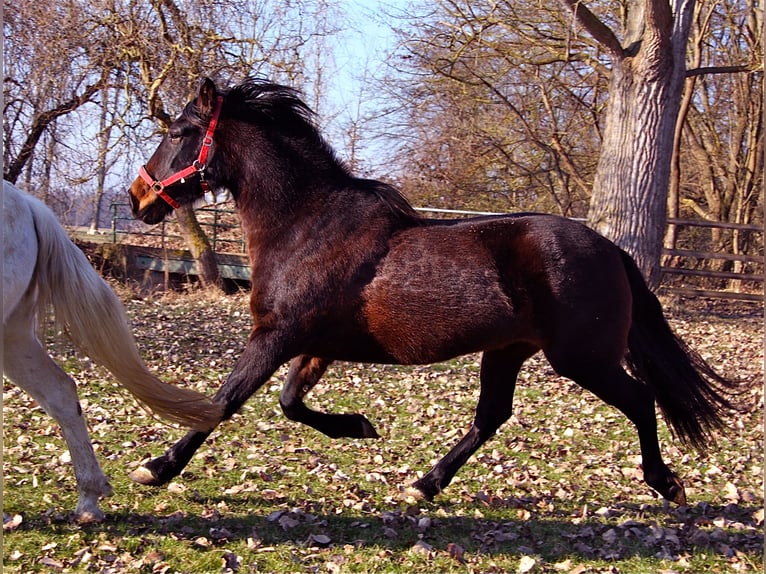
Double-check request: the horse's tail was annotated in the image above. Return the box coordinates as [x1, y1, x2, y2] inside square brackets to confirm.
[29, 199, 223, 431]
[620, 250, 737, 451]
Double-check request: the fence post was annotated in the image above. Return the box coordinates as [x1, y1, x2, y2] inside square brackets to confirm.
[111, 203, 118, 243]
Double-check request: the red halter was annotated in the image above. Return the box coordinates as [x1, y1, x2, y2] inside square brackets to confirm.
[138, 96, 224, 210]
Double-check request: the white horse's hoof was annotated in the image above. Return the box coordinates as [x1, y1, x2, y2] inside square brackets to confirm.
[74, 508, 106, 524]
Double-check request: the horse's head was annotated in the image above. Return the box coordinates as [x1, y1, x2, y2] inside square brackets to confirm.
[129, 78, 223, 224]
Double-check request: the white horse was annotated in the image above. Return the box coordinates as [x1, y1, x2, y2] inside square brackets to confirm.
[2, 181, 223, 522]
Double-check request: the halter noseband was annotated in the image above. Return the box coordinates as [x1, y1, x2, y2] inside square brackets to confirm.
[139, 95, 224, 210]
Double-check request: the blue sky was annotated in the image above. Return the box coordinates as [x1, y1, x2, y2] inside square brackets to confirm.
[320, 0, 414, 172]
[333, 0, 407, 91]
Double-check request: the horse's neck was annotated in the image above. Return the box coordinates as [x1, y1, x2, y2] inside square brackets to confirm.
[236, 182, 403, 259]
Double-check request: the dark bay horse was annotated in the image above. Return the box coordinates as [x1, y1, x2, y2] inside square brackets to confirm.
[128, 78, 735, 506]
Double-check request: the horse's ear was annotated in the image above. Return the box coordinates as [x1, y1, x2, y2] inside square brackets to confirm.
[196, 78, 217, 117]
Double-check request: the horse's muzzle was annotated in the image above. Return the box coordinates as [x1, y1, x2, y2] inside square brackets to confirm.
[128, 178, 168, 224]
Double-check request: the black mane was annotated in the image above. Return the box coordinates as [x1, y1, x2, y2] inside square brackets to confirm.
[226, 80, 319, 137]
[210, 78, 420, 220]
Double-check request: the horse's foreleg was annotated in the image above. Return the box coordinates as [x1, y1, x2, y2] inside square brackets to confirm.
[130, 332, 288, 487]
[4, 330, 112, 523]
[279, 355, 379, 438]
[410, 344, 536, 501]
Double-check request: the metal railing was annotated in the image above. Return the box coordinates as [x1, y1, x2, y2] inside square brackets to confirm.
[110, 202, 246, 253]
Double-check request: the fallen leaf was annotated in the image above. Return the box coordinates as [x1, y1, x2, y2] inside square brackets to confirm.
[278, 514, 300, 530]
[410, 540, 433, 556]
[3, 514, 22, 531]
[310, 534, 332, 547]
[221, 551, 240, 572]
[723, 482, 740, 502]
[167, 482, 186, 493]
[39, 556, 64, 570]
[518, 555, 537, 573]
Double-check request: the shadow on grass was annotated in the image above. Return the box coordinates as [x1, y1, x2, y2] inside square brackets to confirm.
[14, 494, 764, 564]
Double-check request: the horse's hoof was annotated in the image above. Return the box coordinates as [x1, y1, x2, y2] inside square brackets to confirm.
[400, 485, 427, 503]
[357, 416, 380, 439]
[407, 478, 439, 502]
[666, 477, 687, 506]
[652, 472, 687, 506]
[74, 508, 106, 524]
[129, 465, 162, 486]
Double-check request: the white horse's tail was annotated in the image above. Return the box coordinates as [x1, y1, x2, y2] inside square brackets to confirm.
[29, 201, 223, 431]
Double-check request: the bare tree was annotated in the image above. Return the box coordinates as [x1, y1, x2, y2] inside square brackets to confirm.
[90, 79, 124, 234]
[385, 0, 761, 288]
[4, 0, 343, 291]
[3, 2, 117, 190]
[560, 0, 762, 287]
[381, 0, 605, 215]
[666, 0, 763, 256]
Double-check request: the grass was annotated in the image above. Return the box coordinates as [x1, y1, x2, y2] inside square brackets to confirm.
[3, 291, 763, 573]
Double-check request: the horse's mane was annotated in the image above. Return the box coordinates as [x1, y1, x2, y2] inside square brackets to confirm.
[224, 79, 318, 136]
[214, 78, 421, 221]
[357, 179, 422, 221]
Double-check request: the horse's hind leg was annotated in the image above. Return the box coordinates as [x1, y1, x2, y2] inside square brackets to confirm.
[554, 361, 686, 505]
[411, 343, 537, 501]
[279, 355, 379, 438]
[4, 318, 112, 522]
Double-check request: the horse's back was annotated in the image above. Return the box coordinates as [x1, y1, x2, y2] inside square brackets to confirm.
[3, 181, 39, 324]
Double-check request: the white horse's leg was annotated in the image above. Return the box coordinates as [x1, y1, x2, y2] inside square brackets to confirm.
[3, 305, 113, 523]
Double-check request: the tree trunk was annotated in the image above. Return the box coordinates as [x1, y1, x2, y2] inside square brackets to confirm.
[91, 89, 111, 234]
[175, 204, 225, 291]
[584, 0, 695, 289]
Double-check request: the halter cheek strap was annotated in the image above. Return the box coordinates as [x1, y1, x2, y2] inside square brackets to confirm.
[139, 95, 224, 210]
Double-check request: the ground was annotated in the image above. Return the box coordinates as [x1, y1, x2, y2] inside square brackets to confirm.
[3, 289, 763, 573]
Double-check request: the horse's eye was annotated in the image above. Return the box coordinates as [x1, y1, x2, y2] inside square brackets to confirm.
[168, 132, 182, 143]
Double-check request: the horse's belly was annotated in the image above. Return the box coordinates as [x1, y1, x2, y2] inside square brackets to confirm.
[361, 253, 525, 364]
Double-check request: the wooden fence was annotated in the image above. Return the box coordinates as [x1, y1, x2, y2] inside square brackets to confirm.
[660, 218, 763, 302]
[103, 203, 763, 303]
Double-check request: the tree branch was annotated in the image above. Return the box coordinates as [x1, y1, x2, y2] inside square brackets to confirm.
[4, 78, 105, 184]
[557, 0, 624, 58]
[686, 64, 762, 77]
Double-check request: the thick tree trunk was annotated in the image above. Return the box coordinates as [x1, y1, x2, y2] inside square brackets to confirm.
[585, 0, 695, 289]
